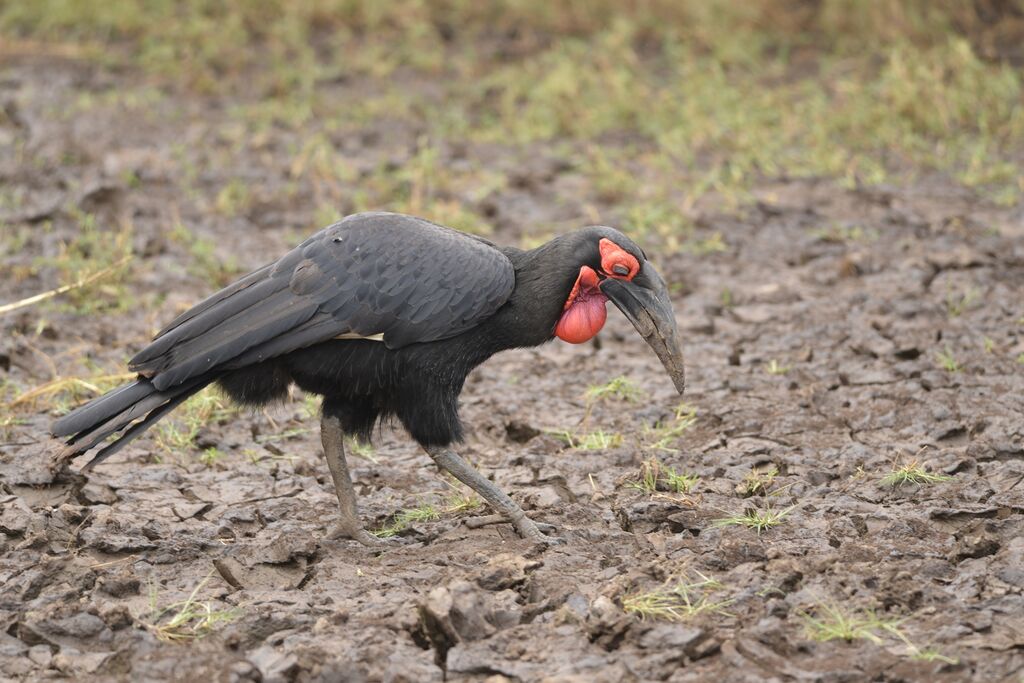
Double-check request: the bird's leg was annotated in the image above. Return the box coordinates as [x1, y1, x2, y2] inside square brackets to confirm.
[320, 414, 385, 547]
[424, 446, 562, 544]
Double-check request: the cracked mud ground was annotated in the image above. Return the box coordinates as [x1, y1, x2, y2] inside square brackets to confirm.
[2, 58, 1024, 683]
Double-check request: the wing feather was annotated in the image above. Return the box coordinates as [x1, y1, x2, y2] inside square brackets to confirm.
[130, 212, 514, 390]
[133, 277, 284, 366]
[153, 264, 273, 338]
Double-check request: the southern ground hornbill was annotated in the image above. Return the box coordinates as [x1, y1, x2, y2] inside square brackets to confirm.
[51, 212, 685, 545]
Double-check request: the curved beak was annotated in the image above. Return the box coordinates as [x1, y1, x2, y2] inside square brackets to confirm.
[600, 264, 686, 394]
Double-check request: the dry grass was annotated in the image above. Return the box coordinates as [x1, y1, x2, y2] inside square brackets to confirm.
[627, 457, 699, 495]
[738, 465, 779, 497]
[712, 503, 796, 535]
[374, 488, 482, 538]
[623, 572, 733, 622]
[799, 602, 958, 663]
[144, 573, 238, 642]
[549, 429, 624, 451]
[881, 460, 953, 487]
[7, 372, 136, 414]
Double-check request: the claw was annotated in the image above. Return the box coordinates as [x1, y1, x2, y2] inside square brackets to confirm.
[534, 521, 559, 535]
[515, 517, 564, 546]
[528, 531, 566, 546]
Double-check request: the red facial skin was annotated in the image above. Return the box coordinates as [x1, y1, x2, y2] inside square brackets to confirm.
[555, 239, 640, 344]
[555, 266, 607, 344]
[598, 238, 640, 280]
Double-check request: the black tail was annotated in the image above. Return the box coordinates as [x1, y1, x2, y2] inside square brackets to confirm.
[51, 375, 213, 470]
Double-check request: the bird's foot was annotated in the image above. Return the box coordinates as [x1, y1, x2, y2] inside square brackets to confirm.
[326, 522, 389, 548]
[464, 514, 556, 534]
[518, 519, 565, 546]
[465, 513, 563, 545]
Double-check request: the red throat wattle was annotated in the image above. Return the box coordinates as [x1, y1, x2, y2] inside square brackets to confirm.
[555, 266, 608, 343]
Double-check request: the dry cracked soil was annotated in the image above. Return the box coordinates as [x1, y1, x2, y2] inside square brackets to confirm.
[2, 57, 1024, 683]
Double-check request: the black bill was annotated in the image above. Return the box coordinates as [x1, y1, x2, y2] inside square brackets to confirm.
[600, 264, 686, 394]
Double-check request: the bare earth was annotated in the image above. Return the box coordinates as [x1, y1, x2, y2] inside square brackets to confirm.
[2, 57, 1023, 682]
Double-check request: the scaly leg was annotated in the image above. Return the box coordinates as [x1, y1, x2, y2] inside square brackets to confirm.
[321, 414, 385, 547]
[424, 445, 562, 545]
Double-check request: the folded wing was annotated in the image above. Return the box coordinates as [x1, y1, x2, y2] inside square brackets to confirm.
[129, 212, 515, 391]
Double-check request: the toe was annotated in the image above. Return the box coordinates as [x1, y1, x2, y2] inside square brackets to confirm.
[531, 532, 566, 546]
[327, 523, 390, 548]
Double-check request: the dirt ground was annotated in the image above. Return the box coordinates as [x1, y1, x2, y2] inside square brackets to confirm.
[2, 55, 1024, 683]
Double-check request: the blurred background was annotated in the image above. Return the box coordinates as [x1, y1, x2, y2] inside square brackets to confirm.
[1, 0, 1022, 401]
[2, 0, 1021, 249]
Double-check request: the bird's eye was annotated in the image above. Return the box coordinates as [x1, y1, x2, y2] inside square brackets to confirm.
[612, 264, 630, 276]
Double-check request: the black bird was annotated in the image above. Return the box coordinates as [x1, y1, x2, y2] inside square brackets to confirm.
[51, 212, 685, 545]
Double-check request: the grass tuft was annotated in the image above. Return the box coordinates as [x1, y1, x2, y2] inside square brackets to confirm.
[712, 502, 795, 535]
[643, 403, 698, 453]
[585, 376, 642, 404]
[32, 214, 134, 314]
[169, 220, 242, 288]
[945, 287, 979, 318]
[800, 603, 902, 644]
[881, 460, 952, 487]
[935, 347, 961, 372]
[199, 447, 225, 468]
[374, 488, 482, 538]
[155, 387, 236, 453]
[549, 429, 623, 451]
[738, 465, 779, 497]
[1, 3, 1018, 210]
[345, 437, 378, 463]
[144, 573, 238, 642]
[798, 602, 958, 663]
[623, 572, 732, 622]
[627, 457, 699, 495]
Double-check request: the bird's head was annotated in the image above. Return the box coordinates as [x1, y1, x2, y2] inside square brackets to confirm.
[554, 227, 686, 394]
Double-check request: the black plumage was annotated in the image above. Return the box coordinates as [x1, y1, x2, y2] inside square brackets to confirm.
[52, 211, 686, 545]
[131, 212, 514, 389]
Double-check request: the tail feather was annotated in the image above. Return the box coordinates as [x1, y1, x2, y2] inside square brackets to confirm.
[82, 388, 197, 471]
[51, 376, 212, 468]
[52, 380, 154, 438]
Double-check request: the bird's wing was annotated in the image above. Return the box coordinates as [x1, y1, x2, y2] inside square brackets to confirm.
[130, 213, 514, 391]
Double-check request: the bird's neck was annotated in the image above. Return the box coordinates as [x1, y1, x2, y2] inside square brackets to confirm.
[477, 240, 586, 350]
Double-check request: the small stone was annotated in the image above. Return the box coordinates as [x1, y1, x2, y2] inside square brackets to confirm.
[731, 304, 776, 324]
[951, 532, 1000, 562]
[27, 644, 52, 667]
[248, 524, 317, 564]
[505, 420, 540, 443]
[53, 648, 111, 675]
[637, 623, 707, 653]
[475, 553, 541, 591]
[447, 581, 497, 641]
[80, 482, 118, 505]
[48, 612, 105, 639]
[98, 573, 141, 598]
[173, 502, 211, 520]
[528, 485, 562, 509]
[247, 646, 299, 683]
